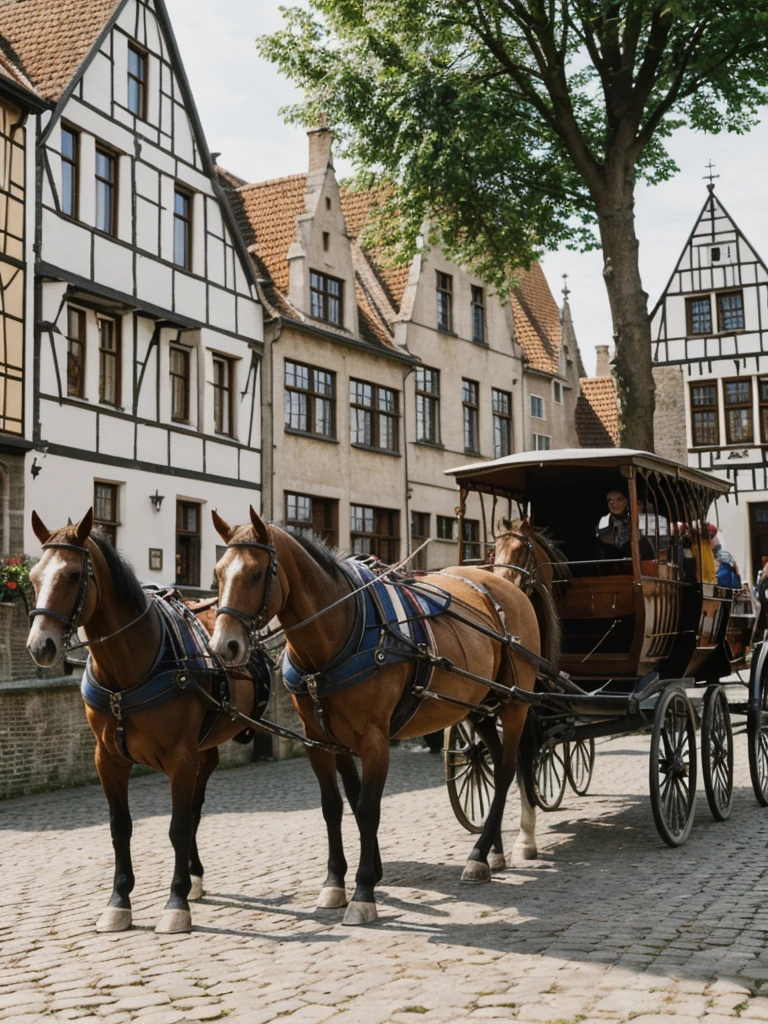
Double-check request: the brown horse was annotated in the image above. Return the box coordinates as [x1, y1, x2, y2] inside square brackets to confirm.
[26, 509, 268, 934]
[209, 507, 542, 925]
[493, 517, 568, 595]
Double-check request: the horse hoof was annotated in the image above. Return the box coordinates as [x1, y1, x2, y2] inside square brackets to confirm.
[316, 887, 348, 909]
[488, 852, 507, 872]
[95, 907, 132, 932]
[514, 843, 539, 861]
[342, 901, 377, 926]
[155, 909, 192, 934]
[189, 876, 204, 901]
[461, 860, 491, 883]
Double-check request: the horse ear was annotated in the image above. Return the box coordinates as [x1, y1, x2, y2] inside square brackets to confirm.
[31, 510, 50, 544]
[211, 509, 234, 543]
[500, 517, 511, 530]
[75, 508, 94, 545]
[249, 506, 271, 546]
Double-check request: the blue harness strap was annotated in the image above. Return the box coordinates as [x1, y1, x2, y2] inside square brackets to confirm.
[282, 559, 451, 700]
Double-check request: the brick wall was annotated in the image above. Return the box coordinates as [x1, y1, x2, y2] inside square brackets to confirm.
[653, 365, 687, 464]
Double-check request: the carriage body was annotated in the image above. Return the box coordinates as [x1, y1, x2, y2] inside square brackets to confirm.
[444, 449, 768, 845]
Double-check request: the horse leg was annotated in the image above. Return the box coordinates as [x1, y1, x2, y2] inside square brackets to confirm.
[307, 748, 349, 909]
[470, 715, 506, 871]
[94, 744, 134, 932]
[343, 734, 389, 926]
[337, 753, 383, 884]
[461, 705, 525, 883]
[188, 747, 219, 901]
[513, 714, 538, 861]
[155, 758, 197, 934]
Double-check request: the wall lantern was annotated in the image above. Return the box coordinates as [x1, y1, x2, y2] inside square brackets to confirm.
[149, 490, 165, 511]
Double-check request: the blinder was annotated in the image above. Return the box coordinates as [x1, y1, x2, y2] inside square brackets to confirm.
[215, 539, 279, 658]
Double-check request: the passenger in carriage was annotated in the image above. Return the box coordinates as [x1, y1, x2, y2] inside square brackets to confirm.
[595, 490, 631, 558]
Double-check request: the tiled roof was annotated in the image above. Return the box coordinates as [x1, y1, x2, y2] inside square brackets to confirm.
[0, 0, 120, 102]
[230, 174, 306, 295]
[339, 185, 411, 312]
[576, 377, 620, 447]
[510, 263, 562, 375]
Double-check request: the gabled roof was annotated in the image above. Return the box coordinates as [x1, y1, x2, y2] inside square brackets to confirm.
[510, 263, 562, 376]
[576, 377, 620, 448]
[0, 0, 120, 102]
[339, 185, 412, 313]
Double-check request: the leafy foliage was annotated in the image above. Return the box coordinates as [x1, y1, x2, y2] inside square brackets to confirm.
[0, 555, 31, 603]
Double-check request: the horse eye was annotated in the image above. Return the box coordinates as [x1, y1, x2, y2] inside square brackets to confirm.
[70, 571, 81, 582]
[253, 570, 263, 583]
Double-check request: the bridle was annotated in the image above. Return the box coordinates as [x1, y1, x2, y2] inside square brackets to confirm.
[494, 527, 539, 577]
[215, 540, 279, 657]
[28, 542, 97, 652]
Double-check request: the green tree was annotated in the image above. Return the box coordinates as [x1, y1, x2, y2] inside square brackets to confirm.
[259, 1, 768, 449]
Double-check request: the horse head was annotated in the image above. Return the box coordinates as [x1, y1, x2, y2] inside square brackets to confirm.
[493, 517, 535, 582]
[27, 508, 97, 666]
[210, 506, 281, 667]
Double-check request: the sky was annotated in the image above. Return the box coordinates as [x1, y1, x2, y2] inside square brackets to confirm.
[165, 0, 768, 377]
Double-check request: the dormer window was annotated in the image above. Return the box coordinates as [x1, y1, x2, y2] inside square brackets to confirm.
[310, 270, 343, 326]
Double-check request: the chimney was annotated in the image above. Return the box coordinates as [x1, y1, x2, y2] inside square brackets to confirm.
[307, 125, 334, 173]
[595, 344, 611, 377]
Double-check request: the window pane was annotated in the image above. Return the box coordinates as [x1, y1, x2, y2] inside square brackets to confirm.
[174, 216, 187, 267]
[726, 408, 753, 444]
[127, 78, 141, 115]
[693, 411, 718, 446]
[724, 380, 750, 405]
[351, 407, 372, 445]
[689, 297, 712, 334]
[691, 385, 716, 407]
[720, 292, 745, 331]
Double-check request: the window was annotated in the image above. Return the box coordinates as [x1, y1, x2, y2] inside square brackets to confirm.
[350, 505, 399, 563]
[212, 355, 233, 436]
[492, 388, 512, 458]
[176, 501, 201, 587]
[724, 377, 753, 445]
[436, 271, 453, 332]
[309, 271, 343, 326]
[173, 188, 192, 269]
[471, 285, 485, 343]
[350, 380, 398, 451]
[717, 290, 745, 332]
[61, 126, 78, 218]
[322, 231, 329, 252]
[686, 295, 712, 335]
[690, 383, 719, 447]
[93, 482, 119, 546]
[98, 317, 120, 406]
[553, 381, 564, 404]
[66, 306, 86, 398]
[530, 394, 545, 419]
[95, 147, 117, 235]
[285, 492, 338, 546]
[462, 519, 481, 561]
[410, 512, 430, 571]
[284, 360, 335, 438]
[127, 44, 147, 119]
[415, 366, 440, 444]
[170, 346, 190, 422]
[436, 515, 457, 541]
[759, 380, 768, 443]
[462, 378, 479, 453]
[533, 433, 551, 450]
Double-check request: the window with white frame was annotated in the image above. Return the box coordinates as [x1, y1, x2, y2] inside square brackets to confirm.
[530, 394, 545, 419]
[553, 381, 564, 404]
[533, 433, 551, 451]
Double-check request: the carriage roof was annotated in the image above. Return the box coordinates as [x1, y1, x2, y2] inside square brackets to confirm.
[446, 448, 732, 501]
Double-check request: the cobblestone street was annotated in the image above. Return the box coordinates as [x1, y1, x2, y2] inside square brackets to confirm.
[3, 731, 768, 1024]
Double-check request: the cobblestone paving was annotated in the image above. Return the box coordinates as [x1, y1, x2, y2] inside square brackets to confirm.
[3, 730, 768, 1024]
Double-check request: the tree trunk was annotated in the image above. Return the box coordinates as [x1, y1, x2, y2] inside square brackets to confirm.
[594, 178, 655, 452]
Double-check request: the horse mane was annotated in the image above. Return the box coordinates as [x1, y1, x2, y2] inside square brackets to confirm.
[90, 532, 148, 616]
[286, 530, 342, 580]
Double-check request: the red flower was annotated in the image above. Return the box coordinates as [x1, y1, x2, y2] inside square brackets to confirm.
[6, 581, 17, 589]
[8, 558, 19, 566]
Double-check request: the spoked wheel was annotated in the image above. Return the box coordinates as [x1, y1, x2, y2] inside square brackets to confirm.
[444, 720, 496, 833]
[701, 684, 734, 821]
[531, 741, 567, 811]
[565, 738, 596, 796]
[748, 640, 768, 806]
[649, 686, 697, 847]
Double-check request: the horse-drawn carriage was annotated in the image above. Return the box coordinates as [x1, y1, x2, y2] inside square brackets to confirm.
[443, 448, 766, 846]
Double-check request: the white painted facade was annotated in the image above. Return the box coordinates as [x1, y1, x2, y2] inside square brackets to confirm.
[25, 0, 263, 589]
[651, 184, 768, 583]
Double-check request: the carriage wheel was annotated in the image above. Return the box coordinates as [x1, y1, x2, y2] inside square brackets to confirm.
[444, 720, 496, 833]
[531, 741, 567, 811]
[701, 684, 734, 822]
[748, 641, 768, 806]
[649, 686, 697, 847]
[565, 738, 596, 796]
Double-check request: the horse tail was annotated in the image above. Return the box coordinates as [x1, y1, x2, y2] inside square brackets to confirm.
[527, 578, 562, 669]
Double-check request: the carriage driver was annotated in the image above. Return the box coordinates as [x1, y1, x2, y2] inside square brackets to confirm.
[596, 489, 631, 558]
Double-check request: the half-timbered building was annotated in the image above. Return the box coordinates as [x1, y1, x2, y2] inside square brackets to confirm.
[652, 182, 768, 581]
[0, 0, 265, 589]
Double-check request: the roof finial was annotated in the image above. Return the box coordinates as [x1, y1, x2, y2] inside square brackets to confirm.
[704, 159, 719, 190]
[562, 272, 570, 299]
